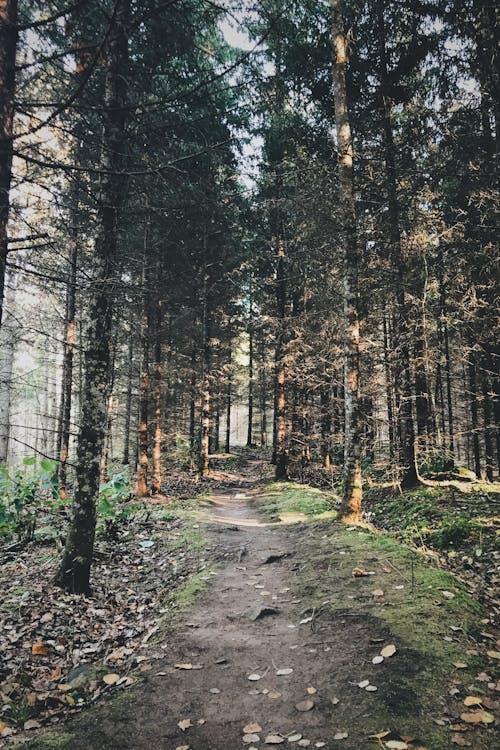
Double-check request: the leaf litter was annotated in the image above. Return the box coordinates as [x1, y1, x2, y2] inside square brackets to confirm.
[0, 504, 208, 738]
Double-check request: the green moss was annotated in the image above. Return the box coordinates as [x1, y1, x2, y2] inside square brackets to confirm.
[288, 521, 493, 747]
[157, 569, 211, 634]
[259, 481, 338, 520]
[168, 524, 205, 551]
[11, 731, 73, 750]
[160, 496, 201, 522]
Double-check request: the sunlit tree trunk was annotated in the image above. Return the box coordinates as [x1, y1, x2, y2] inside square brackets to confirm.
[0, 0, 17, 327]
[331, 0, 362, 522]
[200, 314, 211, 477]
[0, 269, 17, 463]
[200, 241, 211, 477]
[58, 236, 77, 497]
[275, 237, 288, 479]
[55, 0, 130, 594]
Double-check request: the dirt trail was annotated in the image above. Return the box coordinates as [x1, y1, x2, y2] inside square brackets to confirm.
[23, 462, 497, 749]
[57, 466, 360, 749]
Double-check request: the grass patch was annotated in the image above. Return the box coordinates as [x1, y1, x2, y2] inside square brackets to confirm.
[158, 569, 211, 632]
[259, 481, 338, 521]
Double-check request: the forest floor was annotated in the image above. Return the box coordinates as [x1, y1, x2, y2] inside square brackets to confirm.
[1, 457, 499, 750]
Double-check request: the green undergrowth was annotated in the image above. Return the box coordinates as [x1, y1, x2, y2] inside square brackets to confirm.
[365, 484, 500, 553]
[258, 481, 338, 521]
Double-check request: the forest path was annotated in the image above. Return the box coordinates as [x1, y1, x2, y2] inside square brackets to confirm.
[27, 460, 497, 750]
[57, 462, 365, 749]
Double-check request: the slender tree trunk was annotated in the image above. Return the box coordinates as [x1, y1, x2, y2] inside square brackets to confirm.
[331, 0, 363, 521]
[58, 237, 77, 496]
[320, 383, 332, 470]
[0, 0, 17, 327]
[275, 238, 288, 479]
[123, 332, 133, 464]
[468, 351, 481, 478]
[225, 344, 231, 454]
[200, 242, 211, 477]
[189, 344, 196, 455]
[482, 361, 494, 481]
[0, 270, 17, 463]
[247, 314, 254, 447]
[383, 314, 395, 459]
[55, 0, 130, 594]
[440, 280, 455, 459]
[200, 320, 211, 476]
[137, 219, 151, 497]
[258, 334, 267, 447]
[377, 3, 418, 488]
[151, 308, 162, 494]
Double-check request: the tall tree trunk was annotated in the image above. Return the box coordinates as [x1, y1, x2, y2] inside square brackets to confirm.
[58, 237, 77, 497]
[331, 0, 363, 521]
[320, 383, 332, 470]
[225, 343, 231, 454]
[189, 344, 196, 457]
[275, 238, 288, 479]
[200, 243, 211, 477]
[137, 219, 151, 496]
[54, 0, 130, 594]
[0, 269, 17, 463]
[258, 334, 267, 447]
[247, 314, 254, 447]
[200, 317, 211, 476]
[0, 0, 17, 327]
[383, 314, 396, 459]
[468, 351, 481, 478]
[151, 272, 163, 494]
[123, 332, 134, 465]
[440, 279, 455, 460]
[482, 360, 494, 481]
[377, 2, 418, 488]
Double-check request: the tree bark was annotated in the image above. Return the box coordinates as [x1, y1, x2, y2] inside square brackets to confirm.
[151, 269, 163, 494]
[468, 351, 481, 478]
[0, 269, 18, 463]
[258, 333, 267, 447]
[275, 238, 288, 479]
[54, 0, 130, 594]
[331, 0, 363, 521]
[122, 332, 134, 465]
[247, 311, 254, 447]
[137, 219, 151, 497]
[377, 2, 418, 488]
[0, 0, 17, 327]
[225, 343, 231, 454]
[58, 235, 77, 497]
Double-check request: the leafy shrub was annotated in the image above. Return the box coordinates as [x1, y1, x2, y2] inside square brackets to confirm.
[0, 457, 61, 541]
[97, 469, 140, 537]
